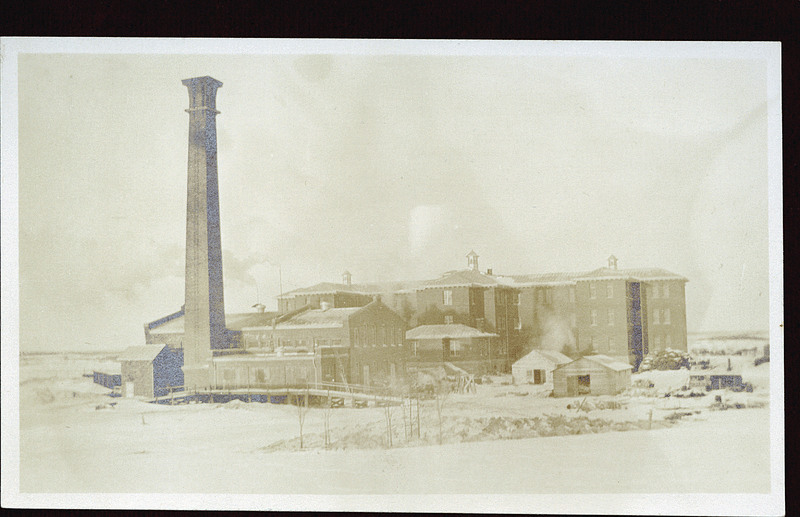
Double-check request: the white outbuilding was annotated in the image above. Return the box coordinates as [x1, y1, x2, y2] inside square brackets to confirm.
[512, 349, 572, 385]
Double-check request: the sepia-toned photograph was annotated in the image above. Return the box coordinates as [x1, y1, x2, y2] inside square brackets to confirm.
[0, 39, 784, 514]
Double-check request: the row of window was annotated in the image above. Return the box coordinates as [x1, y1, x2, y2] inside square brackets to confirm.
[588, 308, 672, 326]
[590, 308, 616, 326]
[588, 335, 618, 353]
[648, 283, 671, 299]
[221, 365, 312, 384]
[443, 289, 520, 306]
[353, 325, 405, 347]
[410, 340, 499, 358]
[589, 283, 614, 299]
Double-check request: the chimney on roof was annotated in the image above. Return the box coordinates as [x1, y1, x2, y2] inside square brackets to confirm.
[487, 268, 493, 275]
[608, 255, 618, 270]
[342, 270, 352, 286]
[467, 250, 479, 272]
[252, 303, 266, 313]
[320, 301, 331, 311]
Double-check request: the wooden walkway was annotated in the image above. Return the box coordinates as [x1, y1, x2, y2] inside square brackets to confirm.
[151, 382, 405, 408]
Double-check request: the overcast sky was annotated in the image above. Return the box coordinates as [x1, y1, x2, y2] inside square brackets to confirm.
[15, 45, 775, 351]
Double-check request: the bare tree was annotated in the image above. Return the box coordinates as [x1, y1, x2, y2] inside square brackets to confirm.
[295, 390, 309, 449]
[432, 380, 452, 445]
[322, 392, 333, 448]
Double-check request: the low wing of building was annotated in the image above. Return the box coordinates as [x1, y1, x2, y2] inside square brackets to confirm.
[405, 323, 501, 375]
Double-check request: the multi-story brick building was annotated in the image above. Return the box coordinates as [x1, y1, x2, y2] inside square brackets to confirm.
[278, 252, 688, 371]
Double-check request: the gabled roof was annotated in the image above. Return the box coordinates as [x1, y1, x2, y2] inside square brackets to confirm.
[277, 280, 427, 298]
[147, 311, 281, 333]
[406, 324, 498, 340]
[227, 311, 282, 330]
[422, 269, 500, 288]
[510, 271, 590, 286]
[272, 307, 362, 330]
[118, 344, 166, 362]
[277, 282, 369, 298]
[578, 267, 688, 282]
[514, 349, 572, 367]
[583, 354, 633, 371]
[273, 264, 687, 297]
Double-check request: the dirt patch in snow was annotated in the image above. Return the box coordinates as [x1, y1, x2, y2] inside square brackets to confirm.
[262, 413, 669, 452]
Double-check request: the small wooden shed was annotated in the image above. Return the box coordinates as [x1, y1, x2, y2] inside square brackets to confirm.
[119, 344, 183, 398]
[552, 354, 632, 397]
[512, 350, 572, 385]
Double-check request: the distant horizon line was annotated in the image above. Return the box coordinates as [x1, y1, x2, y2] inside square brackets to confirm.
[19, 328, 772, 355]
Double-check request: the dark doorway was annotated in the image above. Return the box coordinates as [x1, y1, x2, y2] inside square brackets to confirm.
[577, 374, 591, 394]
[566, 375, 590, 396]
[534, 369, 544, 384]
[442, 338, 451, 361]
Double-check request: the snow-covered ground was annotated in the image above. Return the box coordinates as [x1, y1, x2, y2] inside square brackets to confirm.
[15, 340, 775, 498]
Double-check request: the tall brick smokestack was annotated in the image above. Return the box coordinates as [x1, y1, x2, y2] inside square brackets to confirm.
[181, 76, 226, 389]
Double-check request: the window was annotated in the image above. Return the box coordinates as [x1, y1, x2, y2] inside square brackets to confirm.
[652, 309, 660, 324]
[545, 289, 552, 304]
[655, 335, 663, 349]
[666, 334, 672, 347]
[443, 290, 453, 306]
[444, 315, 454, 325]
[570, 313, 577, 328]
[607, 284, 614, 298]
[653, 284, 660, 298]
[607, 308, 615, 326]
[664, 308, 671, 325]
[608, 337, 615, 351]
[663, 283, 670, 298]
[516, 292, 522, 305]
[537, 289, 544, 303]
[589, 284, 597, 299]
[449, 340, 462, 357]
[590, 335, 595, 350]
[591, 309, 598, 326]
[569, 287, 576, 303]
[515, 317, 522, 330]
[412, 341, 418, 357]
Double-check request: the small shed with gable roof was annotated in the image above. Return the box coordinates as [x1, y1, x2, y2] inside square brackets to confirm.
[119, 344, 183, 398]
[552, 354, 632, 397]
[512, 349, 572, 385]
